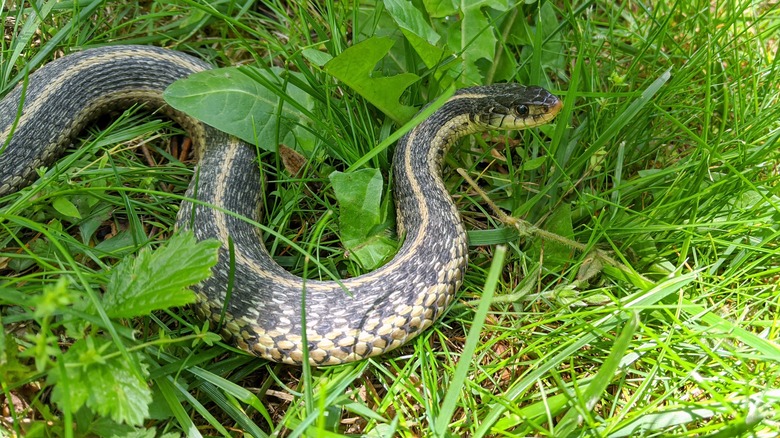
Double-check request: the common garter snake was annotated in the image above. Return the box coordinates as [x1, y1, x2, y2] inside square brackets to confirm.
[0, 45, 562, 365]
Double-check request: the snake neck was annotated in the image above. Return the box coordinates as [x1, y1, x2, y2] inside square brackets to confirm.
[392, 105, 476, 248]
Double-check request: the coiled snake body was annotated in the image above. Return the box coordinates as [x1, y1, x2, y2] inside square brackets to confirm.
[0, 46, 562, 365]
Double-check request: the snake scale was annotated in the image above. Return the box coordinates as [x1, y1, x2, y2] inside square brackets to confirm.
[0, 45, 562, 365]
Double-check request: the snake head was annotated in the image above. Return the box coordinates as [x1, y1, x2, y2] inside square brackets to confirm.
[458, 83, 563, 131]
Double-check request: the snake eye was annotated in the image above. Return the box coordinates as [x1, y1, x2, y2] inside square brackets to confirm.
[516, 105, 529, 117]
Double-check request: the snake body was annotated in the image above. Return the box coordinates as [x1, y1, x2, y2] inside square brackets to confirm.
[0, 46, 562, 365]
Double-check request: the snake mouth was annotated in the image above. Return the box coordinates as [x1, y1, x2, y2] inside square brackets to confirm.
[535, 97, 564, 125]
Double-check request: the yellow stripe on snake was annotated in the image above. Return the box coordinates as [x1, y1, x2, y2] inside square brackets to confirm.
[0, 46, 562, 365]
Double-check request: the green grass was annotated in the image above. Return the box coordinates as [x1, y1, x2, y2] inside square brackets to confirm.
[2, 0, 780, 436]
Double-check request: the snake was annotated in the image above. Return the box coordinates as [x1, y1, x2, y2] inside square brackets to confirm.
[0, 45, 562, 365]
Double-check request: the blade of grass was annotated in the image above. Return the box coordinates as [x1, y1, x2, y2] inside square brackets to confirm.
[434, 245, 507, 434]
[185, 366, 273, 427]
[155, 376, 208, 438]
[568, 68, 672, 175]
[474, 271, 698, 436]
[3, 0, 104, 92]
[345, 85, 455, 172]
[555, 312, 640, 435]
[196, 381, 270, 438]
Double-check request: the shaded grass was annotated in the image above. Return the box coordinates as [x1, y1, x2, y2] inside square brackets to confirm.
[1, 0, 780, 436]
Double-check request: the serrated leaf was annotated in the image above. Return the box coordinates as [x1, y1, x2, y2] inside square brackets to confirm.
[1, 332, 32, 386]
[102, 232, 220, 318]
[52, 196, 81, 219]
[329, 169, 397, 269]
[164, 67, 315, 152]
[323, 37, 418, 123]
[49, 338, 151, 426]
[81, 417, 137, 437]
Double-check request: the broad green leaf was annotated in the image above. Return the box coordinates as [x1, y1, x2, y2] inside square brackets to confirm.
[423, 0, 458, 17]
[345, 233, 398, 269]
[329, 169, 397, 269]
[79, 202, 113, 244]
[528, 203, 574, 268]
[52, 196, 81, 219]
[419, 0, 518, 84]
[384, 0, 440, 45]
[496, 2, 566, 84]
[323, 37, 419, 123]
[521, 156, 547, 171]
[164, 67, 315, 152]
[446, 1, 508, 83]
[301, 48, 332, 67]
[382, 0, 452, 71]
[102, 232, 220, 318]
[402, 30, 453, 71]
[94, 227, 146, 257]
[49, 338, 151, 426]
